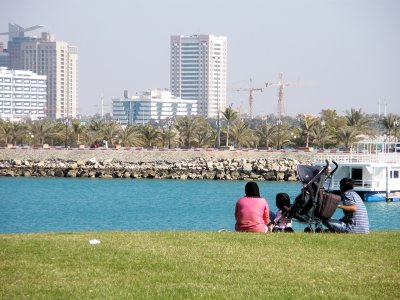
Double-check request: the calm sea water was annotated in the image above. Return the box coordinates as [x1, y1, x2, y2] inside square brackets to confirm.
[1, 177, 399, 233]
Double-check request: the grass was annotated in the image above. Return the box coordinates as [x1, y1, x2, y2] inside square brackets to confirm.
[1, 231, 399, 299]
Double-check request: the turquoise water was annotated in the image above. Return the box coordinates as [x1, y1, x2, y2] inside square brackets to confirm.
[1, 177, 399, 233]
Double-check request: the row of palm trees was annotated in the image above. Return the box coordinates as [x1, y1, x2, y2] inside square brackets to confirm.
[0, 108, 398, 150]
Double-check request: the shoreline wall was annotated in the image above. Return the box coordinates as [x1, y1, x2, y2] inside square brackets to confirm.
[0, 149, 318, 181]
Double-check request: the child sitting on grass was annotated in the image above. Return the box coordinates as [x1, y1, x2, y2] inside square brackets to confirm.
[272, 193, 294, 232]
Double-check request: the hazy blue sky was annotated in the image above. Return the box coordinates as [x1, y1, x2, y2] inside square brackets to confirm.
[1, 0, 399, 117]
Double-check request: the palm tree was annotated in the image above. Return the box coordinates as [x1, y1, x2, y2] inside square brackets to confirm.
[102, 121, 121, 146]
[193, 117, 214, 147]
[335, 126, 363, 150]
[174, 116, 199, 148]
[255, 122, 276, 148]
[230, 119, 253, 148]
[0, 120, 14, 144]
[118, 125, 139, 147]
[71, 119, 86, 145]
[221, 105, 238, 147]
[28, 120, 57, 145]
[299, 114, 318, 148]
[381, 114, 397, 143]
[310, 123, 334, 149]
[88, 119, 105, 143]
[160, 127, 177, 148]
[346, 108, 370, 131]
[139, 124, 160, 147]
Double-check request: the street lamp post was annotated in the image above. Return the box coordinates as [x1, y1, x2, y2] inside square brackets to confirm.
[394, 120, 399, 144]
[276, 119, 282, 150]
[65, 118, 68, 148]
[321, 120, 326, 149]
[166, 118, 173, 149]
[213, 56, 221, 148]
[263, 116, 268, 148]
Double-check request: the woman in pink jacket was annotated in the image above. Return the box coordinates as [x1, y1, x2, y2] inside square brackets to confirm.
[235, 181, 270, 232]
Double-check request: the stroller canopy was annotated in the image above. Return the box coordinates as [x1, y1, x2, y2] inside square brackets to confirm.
[297, 165, 325, 185]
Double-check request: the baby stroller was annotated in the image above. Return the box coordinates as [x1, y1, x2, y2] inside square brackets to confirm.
[270, 160, 340, 232]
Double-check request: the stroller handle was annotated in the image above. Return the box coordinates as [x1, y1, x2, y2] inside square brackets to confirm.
[331, 160, 339, 176]
[322, 160, 330, 173]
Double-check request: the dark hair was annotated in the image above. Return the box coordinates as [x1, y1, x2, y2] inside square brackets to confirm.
[245, 181, 260, 197]
[340, 177, 354, 192]
[276, 193, 291, 211]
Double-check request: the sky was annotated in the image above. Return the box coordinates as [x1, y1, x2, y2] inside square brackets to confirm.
[1, 0, 399, 118]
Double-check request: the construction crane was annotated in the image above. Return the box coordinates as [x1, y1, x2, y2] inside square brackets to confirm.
[265, 72, 293, 119]
[0, 23, 44, 38]
[232, 78, 263, 119]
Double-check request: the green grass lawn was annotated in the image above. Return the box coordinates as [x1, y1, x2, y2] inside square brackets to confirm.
[1, 231, 399, 299]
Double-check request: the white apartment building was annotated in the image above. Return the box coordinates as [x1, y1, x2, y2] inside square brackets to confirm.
[19, 33, 77, 120]
[6, 28, 77, 120]
[170, 34, 227, 118]
[0, 67, 47, 121]
[112, 89, 198, 125]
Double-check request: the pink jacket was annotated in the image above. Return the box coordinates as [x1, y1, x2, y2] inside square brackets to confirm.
[235, 196, 270, 232]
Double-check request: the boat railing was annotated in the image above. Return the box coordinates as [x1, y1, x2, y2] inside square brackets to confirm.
[315, 152, 399, 164]
[315, 142, 400, 164]
[325, 178, 380, 191]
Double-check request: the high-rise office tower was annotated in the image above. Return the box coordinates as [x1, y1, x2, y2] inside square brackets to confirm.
[6, 24, 78, 119]
[170, 34, 227, 118]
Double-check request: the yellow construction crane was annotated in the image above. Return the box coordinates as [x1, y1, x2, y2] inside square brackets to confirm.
[232, 78, 263, 119]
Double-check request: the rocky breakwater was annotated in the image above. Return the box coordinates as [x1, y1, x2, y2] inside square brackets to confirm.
[0, 157, 303, 181]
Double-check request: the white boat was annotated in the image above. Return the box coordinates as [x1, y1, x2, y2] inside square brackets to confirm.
[314, 142, 400, 202]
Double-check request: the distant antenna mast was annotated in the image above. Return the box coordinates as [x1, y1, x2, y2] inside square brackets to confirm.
[378, 100, 381, 117]
[100, 94, 104, 118]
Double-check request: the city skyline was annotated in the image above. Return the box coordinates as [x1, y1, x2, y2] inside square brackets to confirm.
[1, 0, 399, 118]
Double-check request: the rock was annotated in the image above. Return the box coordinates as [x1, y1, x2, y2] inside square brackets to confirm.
[54, 169, 65, 177]
[242, 163, 253, 174]
[66, 169, 78, 177]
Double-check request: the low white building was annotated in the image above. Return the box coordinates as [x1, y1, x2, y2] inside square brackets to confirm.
[0, 67, 47, 121]
[112, 89, 198, 125]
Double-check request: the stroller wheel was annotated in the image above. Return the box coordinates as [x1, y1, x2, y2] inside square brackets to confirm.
[304, 227, 313, 233]
[272, 227, 283, 233]
[315, 227, 323, 233]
